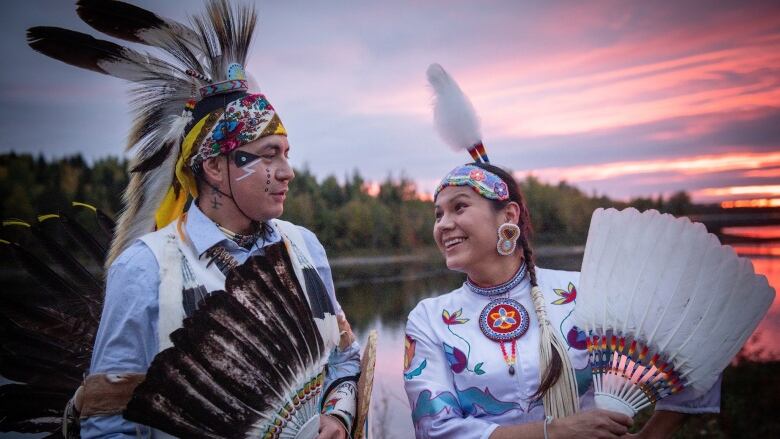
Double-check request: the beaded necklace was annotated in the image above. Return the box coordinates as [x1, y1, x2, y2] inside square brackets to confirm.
[465, 263, 526, 296]
[466, 263, 530, 375]
[217, 222, 263, 249]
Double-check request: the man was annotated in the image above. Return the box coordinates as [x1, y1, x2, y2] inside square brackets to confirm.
[27, 1, 360, 437]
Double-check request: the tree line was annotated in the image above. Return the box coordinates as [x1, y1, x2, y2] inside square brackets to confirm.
[0, 153, 694, 253]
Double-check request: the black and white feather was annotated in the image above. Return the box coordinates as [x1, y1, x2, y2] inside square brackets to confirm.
[1, 206, 113, 438]
[26, 0, 258, 267]
[125, 243, 329, 439]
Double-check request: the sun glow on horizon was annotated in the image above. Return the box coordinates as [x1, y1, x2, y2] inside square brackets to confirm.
[518, 151, 780, 184]
[721, 198, 780, 208]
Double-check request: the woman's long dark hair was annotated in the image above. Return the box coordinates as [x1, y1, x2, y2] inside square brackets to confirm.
[471, 161, 564, 400]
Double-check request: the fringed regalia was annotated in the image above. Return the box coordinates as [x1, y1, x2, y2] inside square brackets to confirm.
[2, 1, 371, 437]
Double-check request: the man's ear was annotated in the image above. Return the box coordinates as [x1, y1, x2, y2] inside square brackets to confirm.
[200, 156, 224, 188]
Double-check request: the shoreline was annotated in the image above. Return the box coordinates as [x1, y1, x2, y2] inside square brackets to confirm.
[328, 244, 586, 267]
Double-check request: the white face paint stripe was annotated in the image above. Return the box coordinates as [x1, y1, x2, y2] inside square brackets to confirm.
[235, 158, 263, 181]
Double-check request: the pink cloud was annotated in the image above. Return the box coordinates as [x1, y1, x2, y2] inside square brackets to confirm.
[742, 168, 780, 179]
[518, 151, 780, 183]
[351, 7, 780, 143]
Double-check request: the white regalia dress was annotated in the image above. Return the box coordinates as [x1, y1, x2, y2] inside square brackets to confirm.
[404, 267, 720, 439]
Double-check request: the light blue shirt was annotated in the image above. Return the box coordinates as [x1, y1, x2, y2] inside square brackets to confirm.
[82, 203, 360, 438]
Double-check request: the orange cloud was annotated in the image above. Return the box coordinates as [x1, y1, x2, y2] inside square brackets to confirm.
[742, 168, 780, 179]
[723, 226, 780, 239]
[694, 185, 780, 198]
[721, 198, 780, 208]
[519, 151, 780, 183]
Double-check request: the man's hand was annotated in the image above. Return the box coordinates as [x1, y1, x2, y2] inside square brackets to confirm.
[337, 314, 355, 350]
[318, 414, 348, 439]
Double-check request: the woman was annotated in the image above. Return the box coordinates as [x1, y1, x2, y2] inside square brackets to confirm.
[402, 65, 720, 439]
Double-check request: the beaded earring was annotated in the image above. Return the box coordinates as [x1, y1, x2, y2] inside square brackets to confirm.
[496, 223, 520, 256]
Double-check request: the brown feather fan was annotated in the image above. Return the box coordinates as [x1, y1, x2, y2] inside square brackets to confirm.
[125, 243, 330, 439]
[1, 204, 113, 438]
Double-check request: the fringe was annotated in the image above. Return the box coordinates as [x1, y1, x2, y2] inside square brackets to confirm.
[530, 286, 580, 418]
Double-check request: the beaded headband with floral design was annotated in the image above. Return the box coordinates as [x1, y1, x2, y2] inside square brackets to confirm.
[189, 93, 287, 166]
[434, 164, 509, 201]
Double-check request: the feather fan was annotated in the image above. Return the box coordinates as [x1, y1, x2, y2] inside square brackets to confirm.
[573, 208, 775, 417]
[1, 205, 113, 437]
[125, 243, 330, 439]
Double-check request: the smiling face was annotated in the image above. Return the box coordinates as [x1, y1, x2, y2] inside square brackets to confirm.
[210, 134, 294, 221]
[434, 186, 507, 275]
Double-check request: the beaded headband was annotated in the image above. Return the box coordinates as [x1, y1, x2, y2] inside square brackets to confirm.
[434, 164, 509, 201]
[427, 63, 508, 202]
[186, 62, 287, 166]
[189, 93, 287, 166]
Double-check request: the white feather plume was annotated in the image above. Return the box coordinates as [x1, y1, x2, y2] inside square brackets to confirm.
[426, 63, 482, 151]
[574, 208, 775, 416]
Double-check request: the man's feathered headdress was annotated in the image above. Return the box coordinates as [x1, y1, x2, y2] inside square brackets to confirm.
[27, 0, 285, 266]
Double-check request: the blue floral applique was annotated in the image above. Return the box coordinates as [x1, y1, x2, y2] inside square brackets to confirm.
[441, 308, 486, 375]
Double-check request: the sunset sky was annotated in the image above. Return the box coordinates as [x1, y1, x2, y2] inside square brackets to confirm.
[1, 0, 779, 203]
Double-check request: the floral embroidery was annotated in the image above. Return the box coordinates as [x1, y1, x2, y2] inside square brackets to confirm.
[434, 164, 510, 201]
[443, 342, 468, 373]
[491, 307, 517, 329]
[210, 120, 244, 154]
[566, 326, 588, 351]
[404, 334, 427, 380]
[494, 181, 508, 199]
[441, 308, 486, 375]
[551, 282, 586, 351]
[191, 93, 287, 166]
[468, 168, 485, 181]
[240, 94, 260, 107]
[442, 308, 469, 325]
[551, 282, 577, 305]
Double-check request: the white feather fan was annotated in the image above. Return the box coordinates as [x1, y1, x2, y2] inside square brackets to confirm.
[573, 208, 774, 417]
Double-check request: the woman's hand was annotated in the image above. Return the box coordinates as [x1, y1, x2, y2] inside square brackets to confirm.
[548, 409, 634, 439]
[318, 414, 348, 439]
[619, 410, 688, 439]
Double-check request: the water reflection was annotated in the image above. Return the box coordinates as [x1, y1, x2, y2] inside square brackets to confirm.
[335, 235, 780, 438]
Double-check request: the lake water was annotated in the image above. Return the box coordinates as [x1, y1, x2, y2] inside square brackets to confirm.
[1, 227, 778, 439]
[336, 226, 780, 438]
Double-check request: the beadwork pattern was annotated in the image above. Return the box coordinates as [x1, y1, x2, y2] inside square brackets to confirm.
[435, 164, 509, 201]
[465, 263, 526, 297]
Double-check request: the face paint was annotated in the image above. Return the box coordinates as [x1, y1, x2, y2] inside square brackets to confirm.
[265, 168, 271, 192]
[233, 150, 263, 181]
